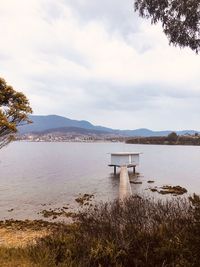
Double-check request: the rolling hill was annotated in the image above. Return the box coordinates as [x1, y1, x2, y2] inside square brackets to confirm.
[18, 115, 199, 137]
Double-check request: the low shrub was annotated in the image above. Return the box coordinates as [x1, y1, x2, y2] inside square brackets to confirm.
[1, 195, 200, 266]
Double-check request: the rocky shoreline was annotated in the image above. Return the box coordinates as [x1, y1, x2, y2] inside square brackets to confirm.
[0, 182, 188, 249]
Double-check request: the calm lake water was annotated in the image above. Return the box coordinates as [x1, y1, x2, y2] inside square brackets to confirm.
[0, 141, 200, 220]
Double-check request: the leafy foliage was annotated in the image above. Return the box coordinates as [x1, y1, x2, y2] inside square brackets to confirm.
[0, 77, 32, 148]
[134, 0, 200, 52]
[126, 133, 200, 146]
[167, 131, 178, 142]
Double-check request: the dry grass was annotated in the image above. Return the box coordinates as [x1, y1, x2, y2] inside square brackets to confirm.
[0, 195, 200, 266]
[0, 228, 48, 248]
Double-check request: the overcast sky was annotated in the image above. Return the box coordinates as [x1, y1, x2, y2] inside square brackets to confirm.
[1, 0, 200, 130]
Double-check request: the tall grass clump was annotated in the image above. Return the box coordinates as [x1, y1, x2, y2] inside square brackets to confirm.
[25, 195, 200, 267]
[1, 195, 200, 266]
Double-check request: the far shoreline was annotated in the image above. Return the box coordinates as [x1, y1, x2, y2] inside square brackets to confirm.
[126, 133, 200, 147]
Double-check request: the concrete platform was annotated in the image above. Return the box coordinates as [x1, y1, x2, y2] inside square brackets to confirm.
[119, 166, 132, 200]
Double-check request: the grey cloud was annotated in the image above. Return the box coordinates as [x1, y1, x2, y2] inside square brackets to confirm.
[42, 0, 152, 54]
[26, 71, 200, 129]
[85, 82, 200, 110]
[64, 0, 140, 36]
[27, 68, 200, 114]
[38, 45, 90, 69]
[40, 1, 65, 23]
[1, 0, 200, 130]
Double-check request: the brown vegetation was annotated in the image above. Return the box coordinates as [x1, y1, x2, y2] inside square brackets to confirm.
[1, 195, 200, 266]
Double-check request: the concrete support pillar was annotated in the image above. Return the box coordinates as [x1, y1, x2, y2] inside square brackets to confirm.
[133, 166, 136, 174]
[114, 166, 117, 175]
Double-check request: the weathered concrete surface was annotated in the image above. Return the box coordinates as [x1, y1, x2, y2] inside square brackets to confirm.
[119, 166, 132, 200]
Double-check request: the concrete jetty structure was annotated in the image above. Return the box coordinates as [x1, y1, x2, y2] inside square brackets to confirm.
[119, 166, 132, 200]
[109, 152, 141, 199]
[109, 152, 140, 175]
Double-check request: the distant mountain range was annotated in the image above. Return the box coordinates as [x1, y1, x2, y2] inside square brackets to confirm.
[18, 115, 199, 137]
